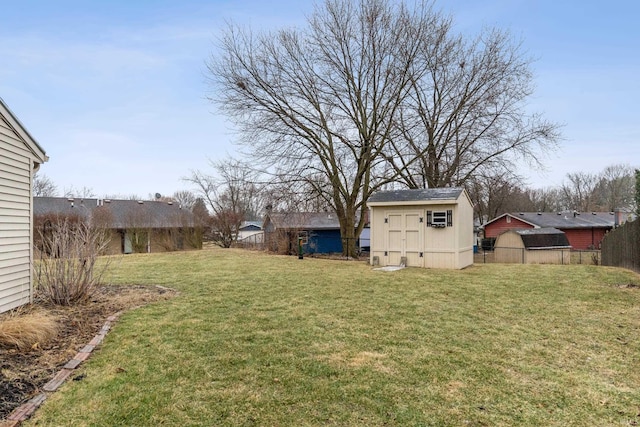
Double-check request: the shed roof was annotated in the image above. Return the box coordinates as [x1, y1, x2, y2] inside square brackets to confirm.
[504, 227, 571, 249]
[501, 212, 615, 229]
[368, 188, 464, 204]
[34, 197, 193, 229]
[0, 96, 47, 163]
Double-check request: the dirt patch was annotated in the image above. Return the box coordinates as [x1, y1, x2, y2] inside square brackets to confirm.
[0, 284, 177, 420]
[616, 283, 640, 289]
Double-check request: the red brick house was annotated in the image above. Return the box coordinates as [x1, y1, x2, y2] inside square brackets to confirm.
[483, 212, 617, 250]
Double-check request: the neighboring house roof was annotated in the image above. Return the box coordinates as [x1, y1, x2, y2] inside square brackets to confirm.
[265, 212, 342, 230]
[504, 227, 571, 249]
[486, 212, 616, 230]
[0, 96, 48, 164]
[368, 187, 464, 204]
[239, 221, 263, 231]
[34, 197, 193, 229]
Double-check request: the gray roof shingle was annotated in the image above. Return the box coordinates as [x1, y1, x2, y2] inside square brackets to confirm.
[368, 188, 463, 203]
[34, 197, 193, 229]
[265, 212, 342, 230]
[509, 212, 615, 229]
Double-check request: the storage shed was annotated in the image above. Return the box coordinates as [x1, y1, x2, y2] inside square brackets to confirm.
[367, 188, 474, 269]
[0, 97, 48, 313]
[494, 228, 571, 264]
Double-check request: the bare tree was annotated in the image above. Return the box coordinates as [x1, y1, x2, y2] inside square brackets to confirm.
[636, 169, 640, 216]
[64, 185, 96, 198]
[103, 193, 143, 201]
[465, 171, 529, 223]
[383, 23, 561, 189]
[209, 0, 440, 257]
[561, 172, 599, 212]
[262, 173, 335, 213]
[593, 164, 635, 211]
[172, 190, 197, 210]
[187, 158, 262, 247]
[525, 187, 564, 213]
[33, 171, 58, 197]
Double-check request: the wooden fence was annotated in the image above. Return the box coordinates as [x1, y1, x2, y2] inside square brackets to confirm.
[601, 219, 640, 272]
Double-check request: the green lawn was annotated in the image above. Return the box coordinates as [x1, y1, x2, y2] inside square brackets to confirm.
[27, 248, 640, 426]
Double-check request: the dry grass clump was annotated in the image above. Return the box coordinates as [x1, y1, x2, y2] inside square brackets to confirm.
[0, 311, 59, 351]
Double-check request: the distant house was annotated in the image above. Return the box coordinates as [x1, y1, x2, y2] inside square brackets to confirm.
[367, 188, 474, 269]
[483, 212, 617, 250]
[0, 97, 48, 313]
[237, 221, 264, 244]
[262, 212, 368, 255]
[494, 228, 571, 264]
[34, 197, 201, 254]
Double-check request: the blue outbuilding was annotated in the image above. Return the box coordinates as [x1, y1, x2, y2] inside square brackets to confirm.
[263, 212, 368, 255]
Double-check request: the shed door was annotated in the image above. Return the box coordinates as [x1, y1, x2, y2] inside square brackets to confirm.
[385, 211, 423, 267]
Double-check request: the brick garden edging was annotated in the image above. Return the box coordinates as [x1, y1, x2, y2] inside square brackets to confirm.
[1, 312, 123, 427]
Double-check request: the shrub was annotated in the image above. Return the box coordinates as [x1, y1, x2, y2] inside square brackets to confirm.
[34, 216, 112, 305]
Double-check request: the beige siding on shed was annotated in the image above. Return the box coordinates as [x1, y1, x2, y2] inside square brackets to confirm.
[0, 114, 36, 312]
[369, 190, 474, 269]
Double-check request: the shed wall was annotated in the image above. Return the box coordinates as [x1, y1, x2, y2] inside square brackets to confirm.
[369, 193, 474, 269]
[526, 249, 570, 264]
[455, 195, 475, 269]
[494, 230, 571, 264]
[494, 231, 525, 263]
[0, 117, 34, 313]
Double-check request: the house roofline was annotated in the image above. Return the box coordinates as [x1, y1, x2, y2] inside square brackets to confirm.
[482, 213, 538, 229]
[0, 97, 48, 163]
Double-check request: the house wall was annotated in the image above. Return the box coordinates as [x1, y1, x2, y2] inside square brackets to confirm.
[306, 229, 343, 254]
[104, 231, 123, 255]
[369, 194, 474, 269]
[483, 215, 533, 238]
[238, 229, 263, 242]
[563, 228, 609, 250]
[0, 117, 35, 313]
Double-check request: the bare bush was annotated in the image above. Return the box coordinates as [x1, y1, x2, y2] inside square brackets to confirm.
[34, 216, 112, 305]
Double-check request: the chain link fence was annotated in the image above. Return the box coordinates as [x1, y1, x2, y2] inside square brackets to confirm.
[474, 248, 601, 265]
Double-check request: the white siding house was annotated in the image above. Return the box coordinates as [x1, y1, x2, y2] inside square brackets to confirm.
[367, 188, 474, 269]
[0, 97, 47, 313]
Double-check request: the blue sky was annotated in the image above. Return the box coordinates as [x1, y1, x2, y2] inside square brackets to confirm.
[1, 0, 638, 198]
